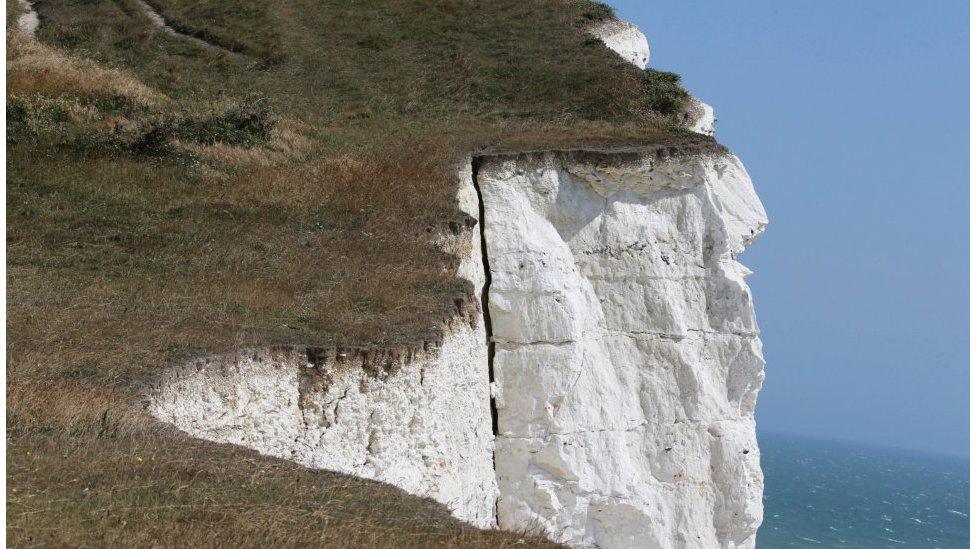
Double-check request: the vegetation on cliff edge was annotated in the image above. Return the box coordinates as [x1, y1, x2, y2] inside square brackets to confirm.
[7, 0, 708, 545]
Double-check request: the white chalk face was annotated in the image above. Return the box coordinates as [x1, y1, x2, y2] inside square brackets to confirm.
[480, 151, 767, 548]
[147, 163, 500, 529]
[680, 97, 717, 136]
[588, 20, 651, 69]
[146, 150, 768, 548]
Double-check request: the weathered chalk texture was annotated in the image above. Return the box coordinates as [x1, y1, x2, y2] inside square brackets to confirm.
[480, 149, 766, 548]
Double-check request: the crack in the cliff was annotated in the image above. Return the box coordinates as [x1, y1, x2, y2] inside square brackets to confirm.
[471, 157, 501, 524]
[471, 157, 497, 437]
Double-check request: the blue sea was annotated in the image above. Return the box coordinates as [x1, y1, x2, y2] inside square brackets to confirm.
[757, 433, 969, 548]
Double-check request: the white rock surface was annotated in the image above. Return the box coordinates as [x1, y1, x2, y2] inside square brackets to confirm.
[680, 97, 717, 136]
[149, 149, 769, 547]
[478, 149, 767, 548]
[588, 19, 650, 69]
[16, 0, 39, 37]
[147, 164, 498, 527]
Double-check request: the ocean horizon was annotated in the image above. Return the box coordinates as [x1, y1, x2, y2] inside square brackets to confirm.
[758, 432, 969, 548]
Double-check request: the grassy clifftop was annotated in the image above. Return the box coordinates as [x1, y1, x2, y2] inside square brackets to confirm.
[7, 0, 708, 545]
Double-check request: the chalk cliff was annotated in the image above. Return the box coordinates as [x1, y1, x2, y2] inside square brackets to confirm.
[588, 19, 651, 69]
[147, 15, 767, 549]
[148, 164, 499, 527]
[480, 149, 766, 547]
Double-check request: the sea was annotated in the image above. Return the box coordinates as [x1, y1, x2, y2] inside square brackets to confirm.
[757, 432, 969, 548]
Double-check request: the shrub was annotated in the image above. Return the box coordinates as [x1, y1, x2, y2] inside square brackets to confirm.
[6, 90, 277, 158]
[175, 96, 277, 147]
[7, 94, 98, 147]
[575, 1, 614, 24]
[128, 116, 180, 157]
[641, 69, 691, 116]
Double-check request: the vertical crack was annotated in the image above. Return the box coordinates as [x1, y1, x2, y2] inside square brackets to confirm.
[471, 157, 498, 438]
[472, 157, 502, 525]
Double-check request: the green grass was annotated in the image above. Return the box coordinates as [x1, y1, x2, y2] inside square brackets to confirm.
[35, 0, 700, 134]
[141, 0, 281, 60]
[7, 0, 712, 545]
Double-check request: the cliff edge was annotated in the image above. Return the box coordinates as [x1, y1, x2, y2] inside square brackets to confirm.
[143, 13, 768, 549]
[8, 3, 764, 547]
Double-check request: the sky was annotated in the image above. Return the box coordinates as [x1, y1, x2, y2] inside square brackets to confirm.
[605, 0, 969, 458]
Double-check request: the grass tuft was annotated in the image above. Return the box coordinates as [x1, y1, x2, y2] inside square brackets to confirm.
[642, 69, 692, 116]
[174, 96, 277, 146]
[572, 0, 615, 25]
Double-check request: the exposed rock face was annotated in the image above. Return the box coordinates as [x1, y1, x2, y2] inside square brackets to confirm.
[147, 19, 768, 546]
[478, 149, 766, 548]
[680, 97, 716, 136]
[588, 20, 650, 69]
[149, 149, 768, 546]
[147, 164, 499, 527]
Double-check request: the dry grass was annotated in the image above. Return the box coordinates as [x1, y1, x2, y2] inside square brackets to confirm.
[7, 0, 715, 545]
[7, 34, 163, 108]
[8, 418, 559, 547]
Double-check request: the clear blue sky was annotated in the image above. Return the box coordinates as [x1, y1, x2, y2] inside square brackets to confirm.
[605, 1, 969, 457]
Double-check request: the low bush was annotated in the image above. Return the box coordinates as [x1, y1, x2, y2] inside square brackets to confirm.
[642, 69, 691, 116]
[7, 91, 276, 158]
[174, 96, 276, 146]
